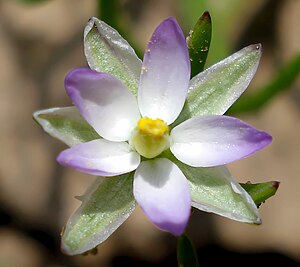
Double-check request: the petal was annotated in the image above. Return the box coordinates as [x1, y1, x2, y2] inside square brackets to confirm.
[174, 44, 262, 126]
[65, 68, 140, 141]
[84, 17, 142, 96]
[57, 139, 140, 176]
[171, 115, 272, 167]
[62, 173, 135, 255]
[133, 158, 191, 235]
[138, 17, 190, 125]
[33, 106, 100, 147]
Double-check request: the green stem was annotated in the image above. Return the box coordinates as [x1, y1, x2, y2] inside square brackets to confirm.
[177, 234, 199, 267]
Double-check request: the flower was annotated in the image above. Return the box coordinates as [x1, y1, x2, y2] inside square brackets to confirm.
[57, 17, 271, 237]
[33, 16, 272, 255]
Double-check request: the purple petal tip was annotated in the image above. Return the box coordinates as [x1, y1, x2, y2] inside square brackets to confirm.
[157, 220, 188, 236]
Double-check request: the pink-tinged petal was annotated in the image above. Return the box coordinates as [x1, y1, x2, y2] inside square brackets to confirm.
[65, 68, 140, 142]
[138, 17, 190, 125]
[171, 115, 272, 167]
[133, 158, 191, 235]
[57, 139, 140, 176]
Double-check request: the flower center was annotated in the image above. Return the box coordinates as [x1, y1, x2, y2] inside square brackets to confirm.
[130, 117, 170, 158]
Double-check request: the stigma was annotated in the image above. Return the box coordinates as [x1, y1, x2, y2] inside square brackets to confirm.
[130, 117, 170, 158]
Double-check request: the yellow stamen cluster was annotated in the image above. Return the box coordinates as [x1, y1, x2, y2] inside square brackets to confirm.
[137, 118, 169, 138]
[130, 117, 170, 158]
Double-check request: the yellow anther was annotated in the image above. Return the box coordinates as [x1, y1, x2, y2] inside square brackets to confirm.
[130, 117, 170, 158]
[137, 118, 169, 138]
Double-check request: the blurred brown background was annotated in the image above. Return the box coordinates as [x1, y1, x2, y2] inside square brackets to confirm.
[0, 0, 299, 266]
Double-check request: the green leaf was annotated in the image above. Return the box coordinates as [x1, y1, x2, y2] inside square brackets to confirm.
[33, 107, 100, 147]
[61, 173, 135, 255]
[228, 54, 300, 114]
[162, 151, 260, 224]
[241, 181, 280, 207]
[97, 0, 118, 30]
[187, 11, 212, 77]
[177, 234, 199, 267]
[84, 17, 142, 96]
[173, 44, 262, 127]
[17, 0, 47, 4]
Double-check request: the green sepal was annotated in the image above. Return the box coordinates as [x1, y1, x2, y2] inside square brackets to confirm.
[173, 44, 262, 127]
[241, 181, 280, 207]
[162, 151, 261, 224]
[61, 173, 135, 255]
[177, 234, 199, 267]
[228, 54, 300, 114]
[33, 107, 100, 147]
[187, 11, 212, 77]
[84, 17, 141, 96]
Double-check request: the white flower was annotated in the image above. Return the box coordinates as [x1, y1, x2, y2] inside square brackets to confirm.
[57, 17, 271, 237]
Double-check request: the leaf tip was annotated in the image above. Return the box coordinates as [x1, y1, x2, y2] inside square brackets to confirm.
[249, 43, 262, 53]
[272, 181, 280, 190]
[200, 11, 211, 22]
[255, 217, 262, 225]
[74, 195, 85, 202]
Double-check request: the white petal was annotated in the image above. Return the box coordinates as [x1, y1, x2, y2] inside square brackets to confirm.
[171, 115, 272, 167]
[65, 68, 140, 141]
[138, 17, 190, 124]
[57, 139, 140, 176]
[133, 158, 191, 235]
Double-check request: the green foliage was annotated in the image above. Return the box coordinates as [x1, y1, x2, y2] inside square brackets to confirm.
[177, 234, 199, 267]
[241, 181, 280, 207]
[187, 11, 212, 77]
[18, 0, 47, 4]
[173, 44, 261, 127]
[228, 54, 300, 114]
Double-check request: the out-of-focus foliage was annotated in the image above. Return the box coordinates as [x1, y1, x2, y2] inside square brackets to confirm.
[228, 54, 300, 114]
[187, 11, 212, 77]
[18, 0, 47, 4]
[177, 234, 199, 267]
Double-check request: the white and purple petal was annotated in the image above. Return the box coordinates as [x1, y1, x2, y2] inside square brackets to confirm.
[57, 139, 140, 176]
[133, 158, 191, 235]
[170, 115, 272, 167]
[138, 17, 190, 125]
[65, 68, 140, 142]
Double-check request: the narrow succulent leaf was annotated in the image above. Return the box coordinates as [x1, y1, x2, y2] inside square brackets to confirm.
[228, 54, 300, 114]
[18, 0, 46, 4]
[33, 107, 100, 147]
[61, 173, 135, 255]
[84, 17, 142, 96]
[241, 181, 280, 207]
[187, 11, 212, 77]
[173, 44, 262, 127]
[97, 0, 143, 59]
[162, 151, 260, 224]
[177, 234, 199, 267]
[97, 0, 118, 30]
